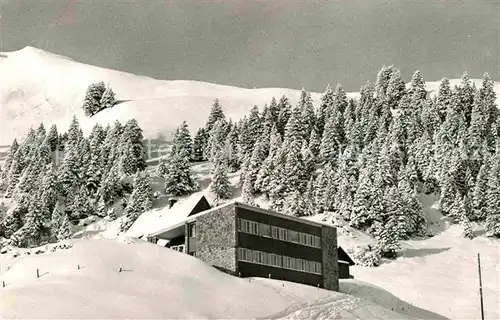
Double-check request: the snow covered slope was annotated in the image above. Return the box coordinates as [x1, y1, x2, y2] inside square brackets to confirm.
[0, 46, 344, 145]
[0, 238, 428, 320]
[124, 163, 498, 320]
[2, 46, 498, 146]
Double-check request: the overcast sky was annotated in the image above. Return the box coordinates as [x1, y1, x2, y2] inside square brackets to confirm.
[1, 0, 498, 91]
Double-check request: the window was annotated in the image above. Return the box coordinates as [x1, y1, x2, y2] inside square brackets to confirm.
[238, 219, 323, 249]
[283, 256, 289, 269]
[188, 224, 196, 238]
[278, 228, 288, 241]
[288, 230, 299, 243]
[148, 237, 157, 244]
[314, 236, 321, 248]
[271, 226, 279, 239]
[250, 221, 259, 235]
[259, 223, 271, 237]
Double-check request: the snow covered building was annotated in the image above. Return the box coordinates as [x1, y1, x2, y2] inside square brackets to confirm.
[146, 197, 339, 291]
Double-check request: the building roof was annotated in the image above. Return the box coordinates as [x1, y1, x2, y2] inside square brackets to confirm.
[126, 192, 210, 238]
[338, 246, 355, 266]
[148, 200, 337, 240]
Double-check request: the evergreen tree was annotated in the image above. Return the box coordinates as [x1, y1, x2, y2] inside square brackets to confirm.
[161, 150, 197, 196]
[382, 186, 408, 240]
[69, 185, 92, 220]
[455, 72, 476, 126]
[376, 213, 401, 259]
[121, 119, 147, 173]
[210, 151, 232, 205]
[57, 212, 72, 241]
[284, 106, 305, 143]
[471, 159, 490, 221]
[485, 146, 500, 237]
[268, 97, 280, 128]
[58, 142, 81, 197]
[83, 82, 106, 115]
[4, 149, 24, 198]
[284, 139, 306, 194]
[276, 95, 292, 138]
[224, 126, 240, 172]
[100, 84, 116, 111]
[40, 166, 59, 226]
[67, 115, 84, 148]
[314, 164, 332, 214]
[455, 195, 474, 239]
[375, 65, 394, 99]
[304, 177, 316, 216]
[237, 116, 254, 159]
[284, 189, 308, 217]
[308, 127, 321, 158]
[247, 139, 267, 191]
[301, 141, 316, 182]
[0, 139, 19, 190]
[119, 171, 153, 232]
[118, 138, 137, 175]
[299, 89, 316, 140]
[46, 124, 59, 152]
[319, 110, 343, 165]
[206, 119, 228, 162]
[385, 69, 406, 109]
[350, 166, 383, 230]
[435, 78, 453, 123]
[247, 105, 262, 147]
[206, 99, 226, 132]
[97, 163, 123, 206]
[14, 194, 44, 247]
[50, 203, 62, 238]
[316, 85, 334, 138]
[333, 83, 348, 115]
[255, 155, 274, 198]
[3, 207, 23, 238]
[192, 128, 207, 162]
[241, 171, 255, 206]
[269, 145, 288, 212]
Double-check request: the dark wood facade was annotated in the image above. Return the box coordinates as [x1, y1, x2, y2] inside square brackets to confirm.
[187, 196, 212, 217]
[337, 246, 355, 279]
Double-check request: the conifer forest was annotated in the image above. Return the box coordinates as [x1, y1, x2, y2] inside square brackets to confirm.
[0, 66, 499, 264]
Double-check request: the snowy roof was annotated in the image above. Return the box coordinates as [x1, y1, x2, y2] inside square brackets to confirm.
[125, 192, 210, 238]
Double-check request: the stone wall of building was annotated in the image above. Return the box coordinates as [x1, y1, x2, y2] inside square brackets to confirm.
[195, 204, 238, 274]
[321, 225, 339, 291]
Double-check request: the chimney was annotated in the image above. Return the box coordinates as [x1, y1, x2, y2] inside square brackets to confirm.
[168, 198, 178, 209]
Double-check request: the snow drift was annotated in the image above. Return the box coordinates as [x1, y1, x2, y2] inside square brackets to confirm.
[0, 238, 426, 320]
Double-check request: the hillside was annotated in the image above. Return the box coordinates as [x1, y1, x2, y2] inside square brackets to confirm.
[1, 46, 499, 146]
[69, 162, 499, 320]
[0, 46, 345, 146]
[0, 238, 437, 320]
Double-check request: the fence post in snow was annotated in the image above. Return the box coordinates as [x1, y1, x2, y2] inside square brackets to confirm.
[478, 253, 485, 320]
[36, 268, 39, 278]
[119, 266, 122, 273]
[2, 281, 5, 288]
[77, 264, 80, 270]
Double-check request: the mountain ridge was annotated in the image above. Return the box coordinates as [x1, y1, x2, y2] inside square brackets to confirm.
[0, 46, 498, 146]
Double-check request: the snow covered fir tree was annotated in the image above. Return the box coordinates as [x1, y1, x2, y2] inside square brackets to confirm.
[0, 69, 499, 262]
[0, 112, 152, 247]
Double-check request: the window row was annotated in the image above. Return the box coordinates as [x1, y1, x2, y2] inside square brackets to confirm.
[238, 247, 322, 275]
[239, 218, 321, 248]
